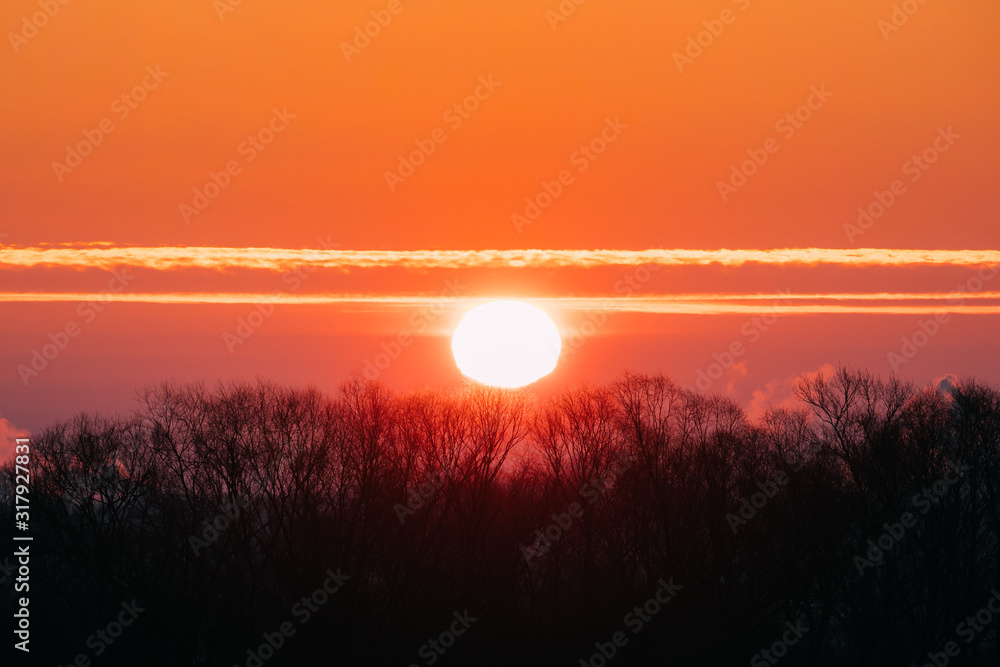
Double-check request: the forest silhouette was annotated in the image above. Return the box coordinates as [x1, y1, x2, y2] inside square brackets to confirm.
[4, 367, 1000, 666]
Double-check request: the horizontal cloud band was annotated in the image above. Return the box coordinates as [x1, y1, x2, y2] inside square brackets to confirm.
[3, 246, 1000, 271]
[2, 292, 999, 315]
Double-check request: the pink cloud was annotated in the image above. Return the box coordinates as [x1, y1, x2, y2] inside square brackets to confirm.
[932, 374, 960, 395]
[723, 361, 749, 394]
[0, 416, 30, 464]
[747, 363, 838, 419]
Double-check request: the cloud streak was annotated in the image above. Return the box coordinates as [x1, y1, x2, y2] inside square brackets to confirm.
[3, 245, 1000, 272]
[2, 291, 999, 315]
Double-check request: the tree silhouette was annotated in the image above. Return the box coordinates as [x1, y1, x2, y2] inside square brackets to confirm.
[4, 367, 1000, 665]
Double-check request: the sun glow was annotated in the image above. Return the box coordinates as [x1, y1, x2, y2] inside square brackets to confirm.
[451, 301, 562, 388]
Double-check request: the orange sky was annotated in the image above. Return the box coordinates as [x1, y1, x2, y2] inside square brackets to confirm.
[2, 0, 999, 432]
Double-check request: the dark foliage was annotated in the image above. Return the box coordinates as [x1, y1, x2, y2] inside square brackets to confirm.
[4, 367, 1000, 665]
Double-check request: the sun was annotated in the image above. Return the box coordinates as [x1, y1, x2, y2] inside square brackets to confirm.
[451, 300, 562, 388]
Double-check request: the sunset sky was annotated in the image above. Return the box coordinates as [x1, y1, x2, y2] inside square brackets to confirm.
[2, 0, 999, 437]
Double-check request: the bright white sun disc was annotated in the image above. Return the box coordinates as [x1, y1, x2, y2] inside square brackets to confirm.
[451, 301, 562, 388]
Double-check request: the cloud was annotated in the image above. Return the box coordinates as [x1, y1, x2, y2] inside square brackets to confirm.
[723, 361, 749, 394]
[747, 363, 837, 418]
[933, 374, 960, 395]
[2, 245, 998, 272]
[0, 292, 998, 315]
[0, 416, 29, 464]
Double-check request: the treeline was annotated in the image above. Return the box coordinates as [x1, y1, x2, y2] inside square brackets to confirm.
[3, 368, 1000, 666]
